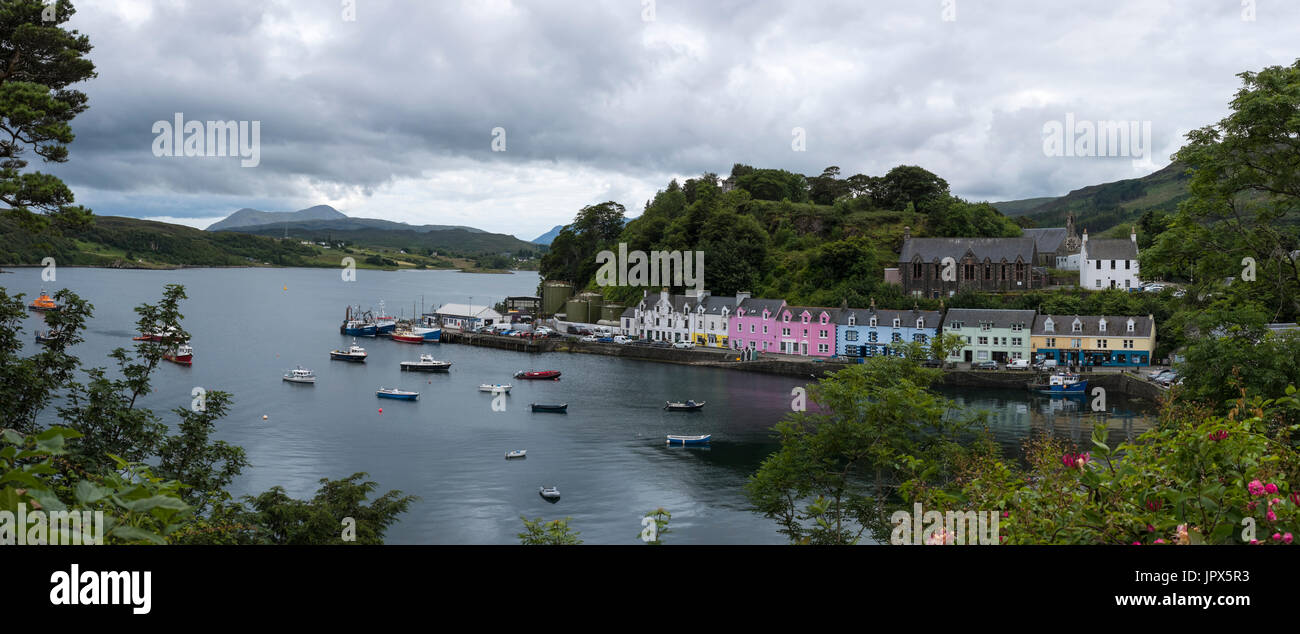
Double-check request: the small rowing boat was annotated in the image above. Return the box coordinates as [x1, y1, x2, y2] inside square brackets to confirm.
[400, 354, 451, 372]
[665, 400, 705, 411]
[530, 403, 568, 413]
[666, 434, 711, 445]
[330, 339, 368, 362]
[514, 370, 561, 380]
[376, 387, 419, 400]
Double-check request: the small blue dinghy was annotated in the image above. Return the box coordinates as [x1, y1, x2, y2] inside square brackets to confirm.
[666, 434, 711, 446]
[376, 387, 419, 401]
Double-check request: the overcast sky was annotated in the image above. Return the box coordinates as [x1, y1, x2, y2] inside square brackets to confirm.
[47, 0, 1300, 240]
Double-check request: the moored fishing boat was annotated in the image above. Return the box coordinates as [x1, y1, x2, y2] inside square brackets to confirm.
[330, 339, 368, 362]
[479, 383, 512, 393]
[412, 326, 441, 342]
[35, 329, 58, 345]
[514, 370, 561, 380]
[530, 403, 568, 413]
[666, 434, 711, 445]
[1027, 372, 1088, 396]
[400, 354, 451, 372]
[665, 400, 705, 411]
[343, 319, 377, 337]
[282, 366, 316, 384]
[391, 329, 425, 344]
[163, 344, 194, 366]
[27, 290, 59, 312]
[373, 300, 396, 335]
[376, 387, 419, 400]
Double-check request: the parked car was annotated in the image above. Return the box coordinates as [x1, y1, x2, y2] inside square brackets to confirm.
[1155, 371, 1179, 386]
[613, 335, 633, 344]
[973, 360, 999, 370]
[651, 341, 672, 348]
[596, 336, 614, 343]
[579, 335, 598, 342]
[672, 341, 695, 349]
[534, 327, 554, 337]
[1006, 358, 1031, 370]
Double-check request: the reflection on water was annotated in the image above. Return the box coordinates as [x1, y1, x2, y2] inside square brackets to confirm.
[938, 386, 1156, 457]
[11, 267, 1160, 543]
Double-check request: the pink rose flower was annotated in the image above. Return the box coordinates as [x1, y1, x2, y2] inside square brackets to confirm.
[1248, 480, 1266, 496]
[1265, 483, 1279, 494]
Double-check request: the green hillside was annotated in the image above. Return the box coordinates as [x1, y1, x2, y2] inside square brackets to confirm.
[993, 162, 1192, 236]
[225, 220, 541, 257]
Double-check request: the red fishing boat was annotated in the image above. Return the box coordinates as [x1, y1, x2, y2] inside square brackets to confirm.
[391, 329, 425, 344]
[163, 344, 194, 366]
[514, 370, 561, 380]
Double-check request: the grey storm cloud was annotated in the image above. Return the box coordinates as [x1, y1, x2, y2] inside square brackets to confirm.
[39, 0, 1300, 235]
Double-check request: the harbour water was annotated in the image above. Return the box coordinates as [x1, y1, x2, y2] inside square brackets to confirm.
[11, 267, 1157, 544]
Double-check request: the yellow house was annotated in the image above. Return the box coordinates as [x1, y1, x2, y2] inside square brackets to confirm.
[1030, 314, 1156, 367]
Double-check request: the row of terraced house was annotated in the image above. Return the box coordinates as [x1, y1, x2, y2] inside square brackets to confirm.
[619, 289, 1156, 367]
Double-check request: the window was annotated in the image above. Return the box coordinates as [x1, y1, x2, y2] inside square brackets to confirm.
[1125, 260, 1131, 270]
[1110, 260, 1116, 269]
[845, 330, 859, 341]
[912, 262, 923, 278]
[892, 318, 901, 328]
[916, 318, 925, 329]
[1045, 337, 1056, 347]
[782, 327, 790, 336]
[818, 344, 829, 353]
[762, 325, 768, 334]
[1011, 337, 1022, 346]
[1071, 338, 1081, 348]
[1044, 318, 1054, 333]
[819, 329, 828, 339]
[978, 351, 989, 360]
[750, 324, 756, 333]
[869, 317, 877, 327]
[1098, 339, 1108, 349]
[1096, 260, 1102, 270]
[783, 314, 790, 323]
[1011, 323, 1023, 332]
[846, 345, 860, 356]
[848, 315, 856, 326]
[869, 332, 878, 342]
[891, 333, 901, 343]
[1123, 339, 1134, 349]
[1125, 279, 1131, 288]
[1099, 320, 1107, 333]
[913, 334, 928, 343]
[1072, 320, 1081, 332]
[980, 323, 991, 331]
[978, 336, 989, 345]
[1127, 319, 1135, 332]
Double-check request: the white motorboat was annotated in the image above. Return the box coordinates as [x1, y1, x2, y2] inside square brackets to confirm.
[479, 383, 512, 393]
[400, 353, 452, 372]
[282, 366, 316, 384]
[505, 450, 527, 459]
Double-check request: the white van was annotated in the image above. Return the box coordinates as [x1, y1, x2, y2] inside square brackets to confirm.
[1007, 358, 1031, 370]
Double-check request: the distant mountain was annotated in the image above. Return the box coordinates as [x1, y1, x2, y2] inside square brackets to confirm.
[992, 162, 1191, 236]
[206, 205, 347, 231]
[206, 205, 486, 235]
[532, 225, 565, 245]
[232, 220, 540, 256]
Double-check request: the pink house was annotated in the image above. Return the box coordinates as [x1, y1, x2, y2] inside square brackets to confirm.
[730, 297, 786, 353]
[776, 305, 838, 357]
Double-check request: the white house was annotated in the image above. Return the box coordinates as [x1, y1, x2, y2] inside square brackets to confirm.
[430, 303, 503, 330]
[627, 289, 741, 344]
[1080, 227, 1141, 290]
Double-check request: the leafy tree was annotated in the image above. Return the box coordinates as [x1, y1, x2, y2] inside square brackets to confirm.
[745, 353, 978, 544]
[518, 516, 582, 545]
[736, 169, 809, 202]
[0, 0, 96, 232]
[877, 165, 950, 214]
[926, 197, 1021, 238]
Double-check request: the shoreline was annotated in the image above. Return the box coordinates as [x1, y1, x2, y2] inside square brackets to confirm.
[441, 331, 1168, 401]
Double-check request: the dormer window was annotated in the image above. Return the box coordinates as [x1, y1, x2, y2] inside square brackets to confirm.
[802, 313, 810, 324]
[869, 316, 877, 327]
[892, 318, 900, 328]
[1071, 319, 1082, 333]
[783, 313, 790, 323]
[1127, 319, 1135, 332]
[916, 318, 925, 329]
[1044, 318, 1054, 333]
[848, 315, 856, 326]
[1099, 319, 1107, 333]
[820, 314, 828, 324]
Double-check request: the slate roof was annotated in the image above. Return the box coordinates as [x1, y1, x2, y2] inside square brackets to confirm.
[781, 306, 840, 322]
[1083, 238, 1138, 261]
[1022, 228, 1069, 254]
[620, 306, 636, 319]
[1032, 314, 1154, 337]
[698, 295, 739, 315]
[941, 308, 1036, 330]
[836, 307, 943, 328]
[737, 297, 786, 316]
[899, 237, 1037, 263]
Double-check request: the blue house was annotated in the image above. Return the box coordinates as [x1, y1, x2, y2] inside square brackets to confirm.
[835, 300, 942, 358]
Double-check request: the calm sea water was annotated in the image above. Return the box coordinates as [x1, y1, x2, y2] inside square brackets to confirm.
[9, 267, 1154, 544]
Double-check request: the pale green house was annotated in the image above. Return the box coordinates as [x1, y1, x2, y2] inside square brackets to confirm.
[942, 308, 1036, 364]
